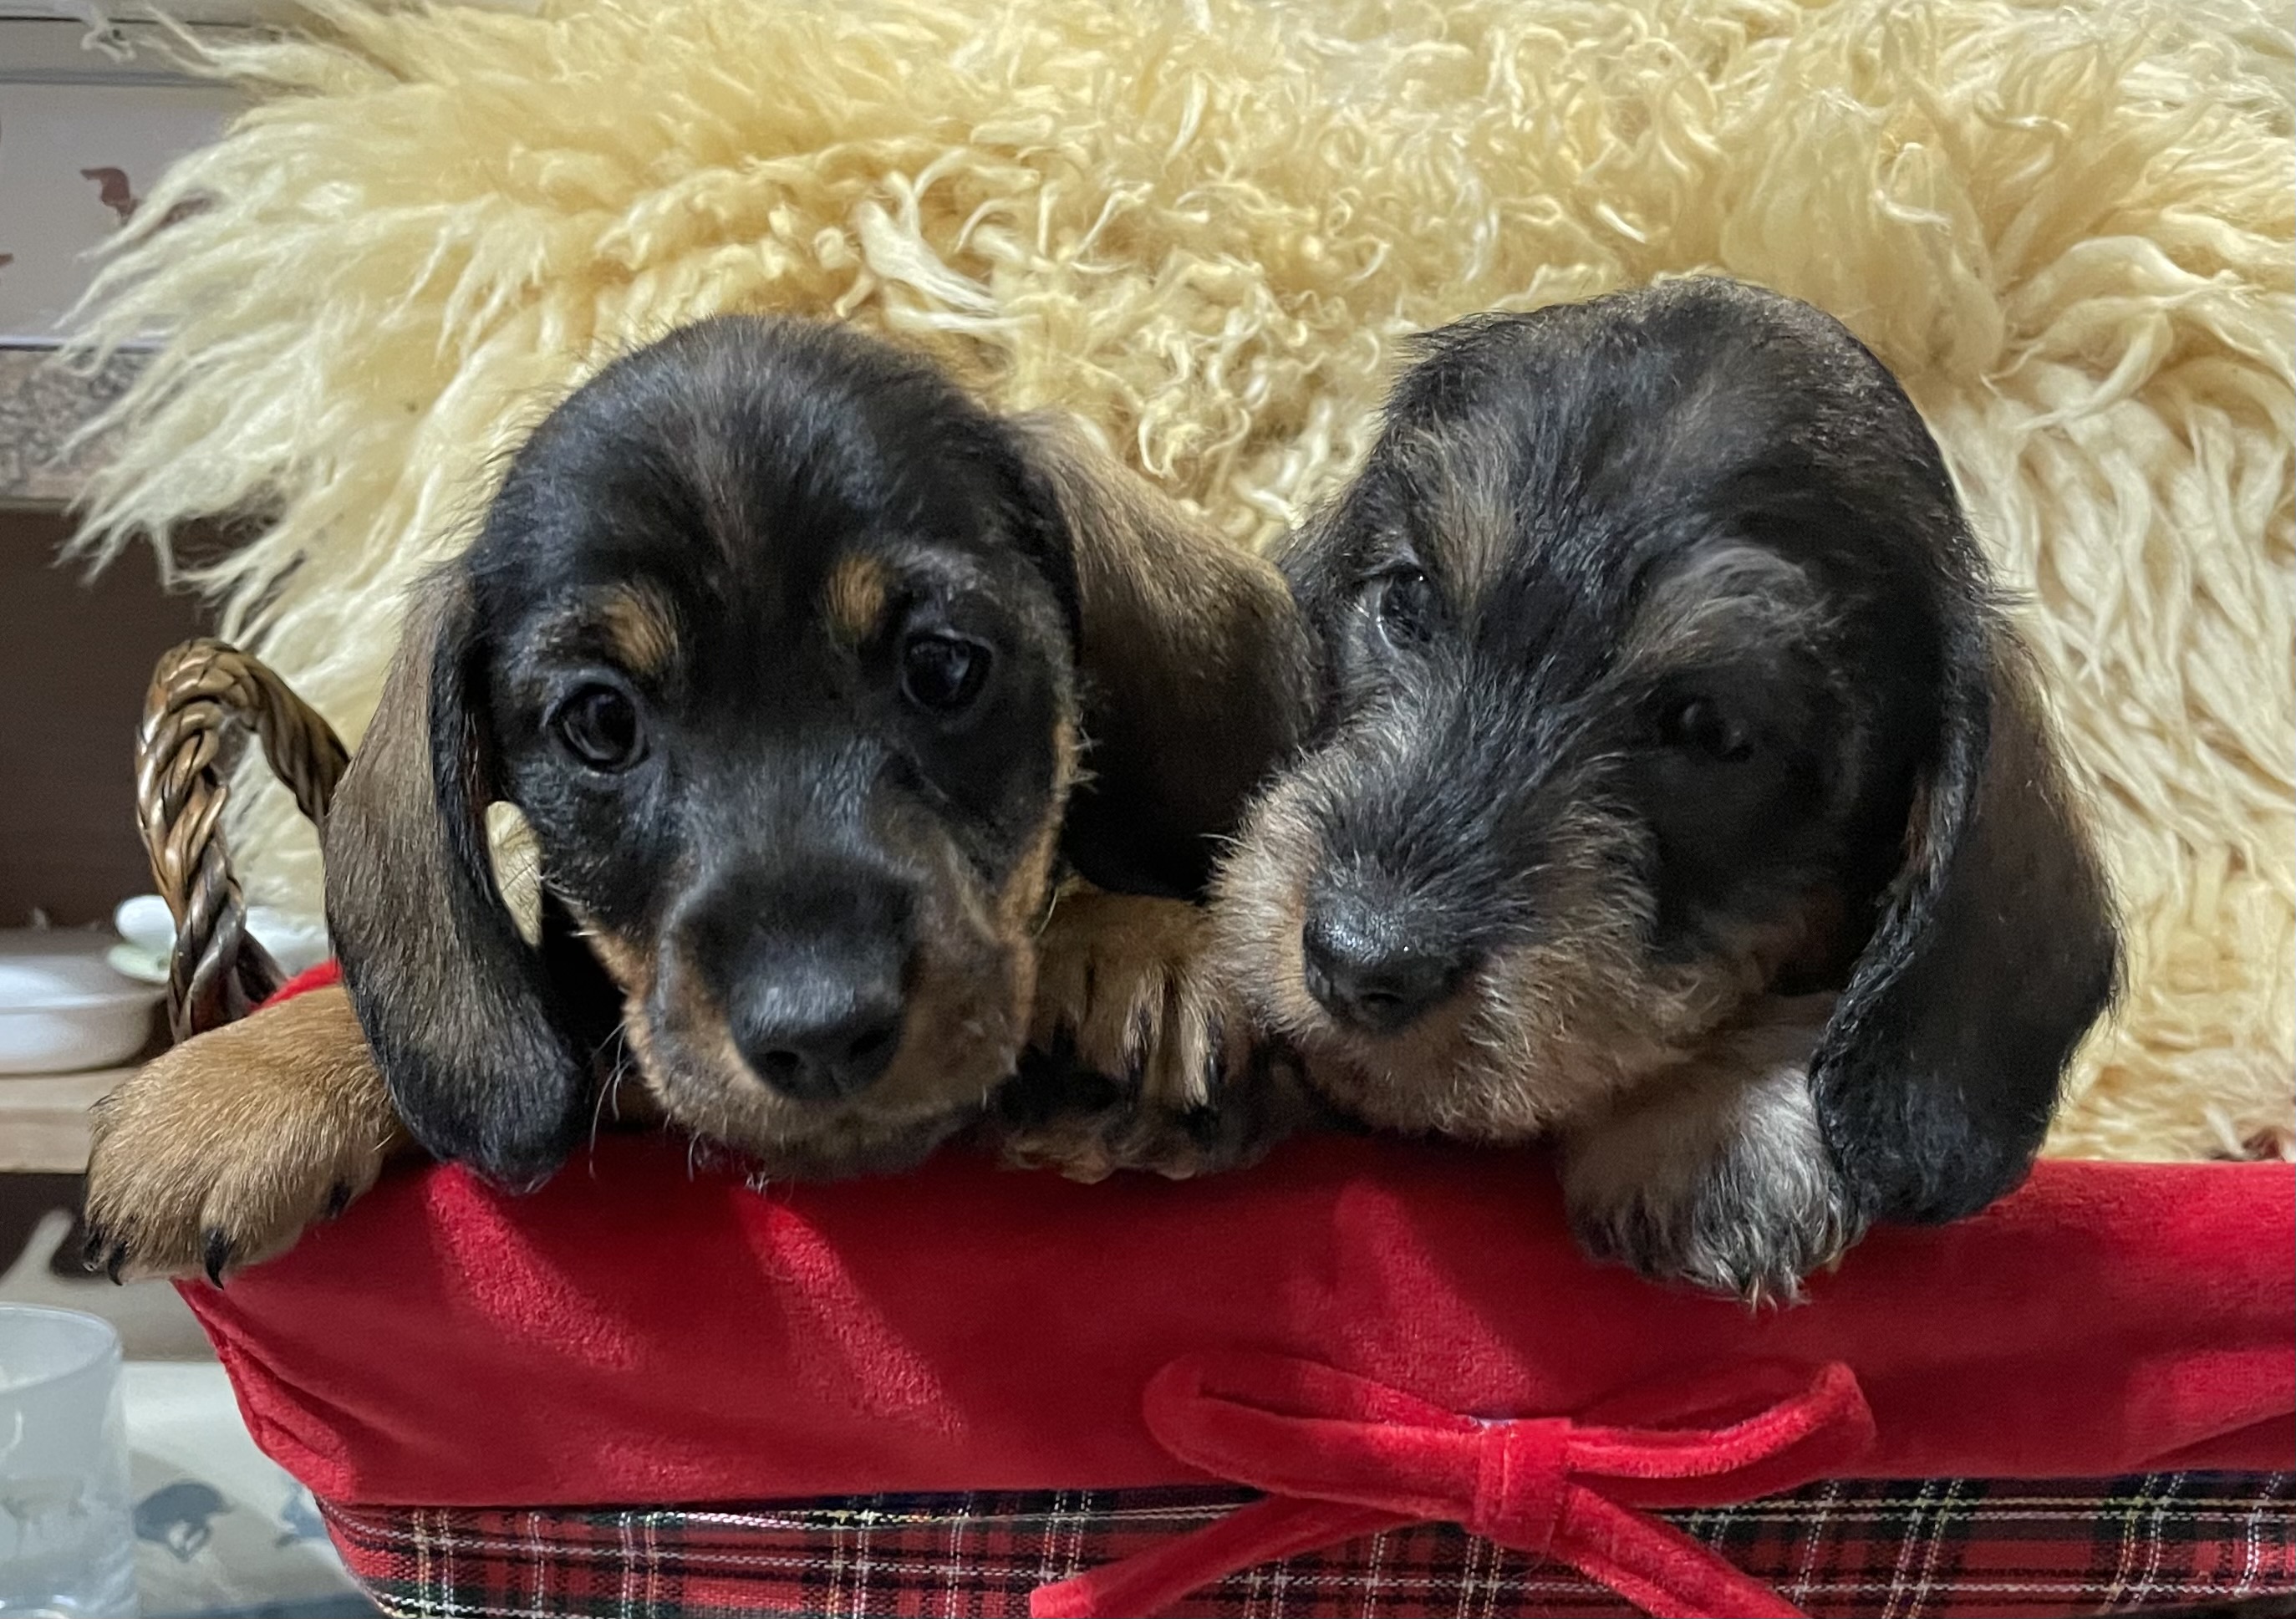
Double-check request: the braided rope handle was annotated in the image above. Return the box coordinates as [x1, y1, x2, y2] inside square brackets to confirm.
[135, 639, 350, 1041]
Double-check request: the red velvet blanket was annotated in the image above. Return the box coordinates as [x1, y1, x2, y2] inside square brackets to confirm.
[181, 967, 2295, 1617]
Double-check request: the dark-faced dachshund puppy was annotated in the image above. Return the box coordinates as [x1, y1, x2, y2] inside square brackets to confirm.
[1083, 277, 2119, 1301]
[84, 313, 1308, 1280]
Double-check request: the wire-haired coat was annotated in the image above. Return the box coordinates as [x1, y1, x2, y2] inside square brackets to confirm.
[1072, 278, 2121, 1301]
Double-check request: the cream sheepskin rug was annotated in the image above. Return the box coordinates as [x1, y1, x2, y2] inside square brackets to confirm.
[67, 0, 2293, 1163]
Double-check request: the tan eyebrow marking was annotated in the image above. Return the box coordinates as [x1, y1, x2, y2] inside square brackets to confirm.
[824, 553, 893, 644]
[572, 583, 681, 679]
[1618, 545, 1829, 675]
[1401, 426, 1516, 607]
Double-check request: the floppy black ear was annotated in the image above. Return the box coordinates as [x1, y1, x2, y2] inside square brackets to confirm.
[323, 572, 596, 1186]
[1810, 613, 2121, 1225]
[1015, 414, 1316, 898]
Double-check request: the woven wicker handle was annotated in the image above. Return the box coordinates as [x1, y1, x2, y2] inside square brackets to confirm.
[135, 639, 349, 1041]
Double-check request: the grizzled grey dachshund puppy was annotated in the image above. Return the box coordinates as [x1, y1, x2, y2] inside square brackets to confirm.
[1061, 277, 2121, 1301]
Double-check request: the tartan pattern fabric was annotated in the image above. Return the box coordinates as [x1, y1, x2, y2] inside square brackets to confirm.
[323, 1471, 2296, 1618]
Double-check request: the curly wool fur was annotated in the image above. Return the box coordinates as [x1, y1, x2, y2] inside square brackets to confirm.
[65, 0, 2293, 1163]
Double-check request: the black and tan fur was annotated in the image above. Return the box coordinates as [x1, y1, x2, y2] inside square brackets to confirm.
[1103, 278, 2121, 1301]
[84, 315, 1307, 1280]
[88, 283, 2120, 1305]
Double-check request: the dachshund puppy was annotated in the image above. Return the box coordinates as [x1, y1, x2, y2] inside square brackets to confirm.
[84, 313, 1307, 1280]
[1203, 277, 2121, 1300]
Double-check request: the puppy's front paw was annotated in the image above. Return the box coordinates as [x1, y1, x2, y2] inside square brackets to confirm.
[84, 986, 407, 1284]
[1001, 888, 1294, 1181]
[1560, 1048, 1862, 1306]
[996, 1040, 1316, 1185]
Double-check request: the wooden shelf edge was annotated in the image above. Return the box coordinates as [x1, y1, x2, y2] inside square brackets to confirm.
[0, 1066, 124, 1174]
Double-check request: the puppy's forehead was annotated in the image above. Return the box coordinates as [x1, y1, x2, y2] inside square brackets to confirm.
[1367, 385, 1769, 650]
[471, 318, 1052, 654]
[1375, 281, 1938, 624]
[503, 323, 1006, 567]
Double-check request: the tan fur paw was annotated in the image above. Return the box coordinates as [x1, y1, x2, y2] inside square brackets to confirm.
[83, 985, 409, 1284]
[1029, 889, 1229, 1108]
[1001, 888, 1292, 1180]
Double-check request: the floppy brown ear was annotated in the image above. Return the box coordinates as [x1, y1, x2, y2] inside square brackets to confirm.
[322, 573, 596, 1186]
[1810, 615, 2121, 1225]
[1015, 414, 1316, 898]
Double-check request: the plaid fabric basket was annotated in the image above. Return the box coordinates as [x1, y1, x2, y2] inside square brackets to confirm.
[321, 1473, 2296, 1618]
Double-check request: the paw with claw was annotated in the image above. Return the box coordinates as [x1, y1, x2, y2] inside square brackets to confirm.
[1560, 1011, 1863, 1306]
[997, 888, 1308, 1182]
[82, 985, 408, 1284]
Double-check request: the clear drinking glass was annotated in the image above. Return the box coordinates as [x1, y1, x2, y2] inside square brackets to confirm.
[0, 1305, 137, 1617]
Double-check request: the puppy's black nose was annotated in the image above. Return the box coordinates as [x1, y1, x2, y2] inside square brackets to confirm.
[689, 863, 917, 1102]
[1301, 899, 1470, 1034]
[730, 962, 907, 1102]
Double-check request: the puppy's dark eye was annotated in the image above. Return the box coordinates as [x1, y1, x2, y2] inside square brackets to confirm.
[1657, 695, 1753, 762]
[1371, 567, 1435, 646]
[900, 632, 992, 714]
[552, 683, 646, 771]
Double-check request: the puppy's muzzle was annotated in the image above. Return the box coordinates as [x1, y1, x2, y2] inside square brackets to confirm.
[1301, 886, 1478, 1034]
[691, 864, 914, 1104]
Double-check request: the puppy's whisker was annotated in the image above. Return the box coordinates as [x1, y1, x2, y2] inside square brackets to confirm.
[587, 1031, 634, 1153]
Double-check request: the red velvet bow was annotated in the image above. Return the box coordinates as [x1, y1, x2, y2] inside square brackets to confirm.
[1032, 1354, 1876, 1618]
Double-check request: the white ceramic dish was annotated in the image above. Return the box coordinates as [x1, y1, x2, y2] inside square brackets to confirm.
[109, 894, 329, 984]
[0, 930, 163, 1075]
